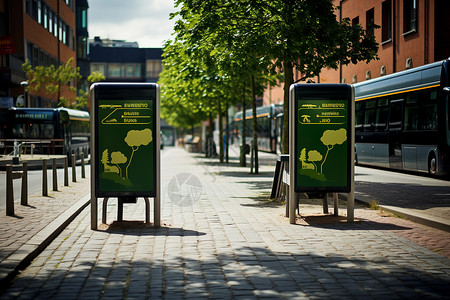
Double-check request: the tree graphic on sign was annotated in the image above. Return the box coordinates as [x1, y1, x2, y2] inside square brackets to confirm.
[319, 128, 347, 174]
[110, 151, 127, 178]
[124, 128, 153, 179]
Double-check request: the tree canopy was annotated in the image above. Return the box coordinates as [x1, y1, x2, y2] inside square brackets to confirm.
[168, 0, 379, 153]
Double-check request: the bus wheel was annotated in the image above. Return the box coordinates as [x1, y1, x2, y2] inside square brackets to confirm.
[428, 154, 437, 175]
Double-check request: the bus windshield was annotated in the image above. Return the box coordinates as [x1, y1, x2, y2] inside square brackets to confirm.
[9, 122, 55, 139]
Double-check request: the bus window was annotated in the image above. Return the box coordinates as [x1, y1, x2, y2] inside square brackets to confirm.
[419, 90, 437, 130]
[375, 97, 389, 132]
[364, 100, 376, 132]
[355, 101, 364, 132]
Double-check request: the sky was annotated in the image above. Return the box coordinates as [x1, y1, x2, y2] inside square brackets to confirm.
[88, 0, 178, 48]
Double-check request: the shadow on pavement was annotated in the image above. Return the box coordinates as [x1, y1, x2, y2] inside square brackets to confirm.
[97, 221, 206, 237]
[3, 245, 448, 299]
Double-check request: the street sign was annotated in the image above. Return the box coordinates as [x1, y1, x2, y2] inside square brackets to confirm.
[91, 83, 160, 198]
[290, 84, 353, 193]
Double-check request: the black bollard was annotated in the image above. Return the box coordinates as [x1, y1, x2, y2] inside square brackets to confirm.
[64, 156, 69, 186]
[42, 160, 48, 196]
[6, 164, 14, 216]
[52, 158, 58, 191]
[72, 154, 76, 182]
[21, 161, 28, 206]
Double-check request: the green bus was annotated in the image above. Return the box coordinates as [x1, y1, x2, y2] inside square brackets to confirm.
[0, 107, 90, 161]
[354, 59, 450, 175]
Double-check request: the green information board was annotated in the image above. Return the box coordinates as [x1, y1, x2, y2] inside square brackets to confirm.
[91, 83, 159, 197]
[291, 84, 353, 192]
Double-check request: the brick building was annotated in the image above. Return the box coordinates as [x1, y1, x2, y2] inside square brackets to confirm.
[263, 0, 450, 105]
[0, 0, 77, 108]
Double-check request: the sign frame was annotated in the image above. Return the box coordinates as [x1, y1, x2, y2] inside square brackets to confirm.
[289, 83, 355, 223]
[90, 82, 160, 229]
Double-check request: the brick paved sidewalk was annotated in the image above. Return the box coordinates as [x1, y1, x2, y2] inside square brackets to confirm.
[0, 175, 90, 284]
[1, 147, 449, 299]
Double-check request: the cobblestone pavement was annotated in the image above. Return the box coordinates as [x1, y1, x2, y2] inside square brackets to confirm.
[0, 176, 89, 264]
[1, 147, 450, 299]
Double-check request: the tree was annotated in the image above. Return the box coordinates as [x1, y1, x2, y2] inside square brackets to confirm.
[319, 128, 347, 174]
[174, 0, 379, 153]
[110, 151, 127, 178]
[124, 129, 153, 179]
[171, 1, 277, 170]
[22, 58, 81, 107]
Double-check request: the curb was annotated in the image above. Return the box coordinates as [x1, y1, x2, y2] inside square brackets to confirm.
[339, 193, 450, 233]
[0, 194, 91, 289]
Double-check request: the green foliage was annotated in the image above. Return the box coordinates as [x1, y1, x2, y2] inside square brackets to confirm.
[88, 71, 106, 83]
[22, 59, 105, 111]
[22, 58, 81, 106]
[172, 0, 379, 153]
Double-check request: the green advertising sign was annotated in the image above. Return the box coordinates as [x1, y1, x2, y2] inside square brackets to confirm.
[92, 83, 159, 197]
[292, 84, 353, 192]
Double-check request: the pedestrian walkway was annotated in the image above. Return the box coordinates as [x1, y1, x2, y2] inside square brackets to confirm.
[1, 147, 449, 299]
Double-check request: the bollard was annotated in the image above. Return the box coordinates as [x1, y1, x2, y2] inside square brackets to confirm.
[81, 153, 85, 178]
[6, 164, 14, 216]
[53, 158, 58, 191]
[72, 154, 76, 182]
[64, 156, 69, 186]
[42, 160, 48, 196]
[21, 161, 28, 206]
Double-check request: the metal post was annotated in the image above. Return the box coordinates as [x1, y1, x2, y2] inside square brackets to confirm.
[64, 156, 69, 186]
[102, 198, 109, 224]
[144, 197, 150, 224]
[81, 153, 85, 178]
[322, 193, 329, 214]
[6, 164, 14, 216]
[118, 197, 123, 222]
[347, 87, 356, 222]
[52, 158, 58, 191]
[333, 193, 339, 216]
[21, 162, 28, 206]
[289, 87, 297, 224]
[72, 154, 76, 182]
[42, 160, 48, 196]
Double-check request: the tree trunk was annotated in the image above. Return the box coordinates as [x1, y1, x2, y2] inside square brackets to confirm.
[240, 84, 247, 167]
[218, 97, 224, 163]
[282, 60, 294, 154]
[225, 105, 229, 163]
[250, 74, 258, 174]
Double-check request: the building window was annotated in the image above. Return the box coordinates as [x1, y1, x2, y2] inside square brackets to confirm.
[81, 8, 88, 29]
[91, 63, 106, 75]
[43, 5, 48, 30]
[403, 0, 417, 34]
[366, 8, 375, 37]
[382, 0, 392, 42]
[352, 16, 359, 26]
[48, 10, 53, 34]
[54, 14, 58, 38]
[146, 60, 162, 78]
[37, 0, 42, 25]
[108, 63, 122, 77]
